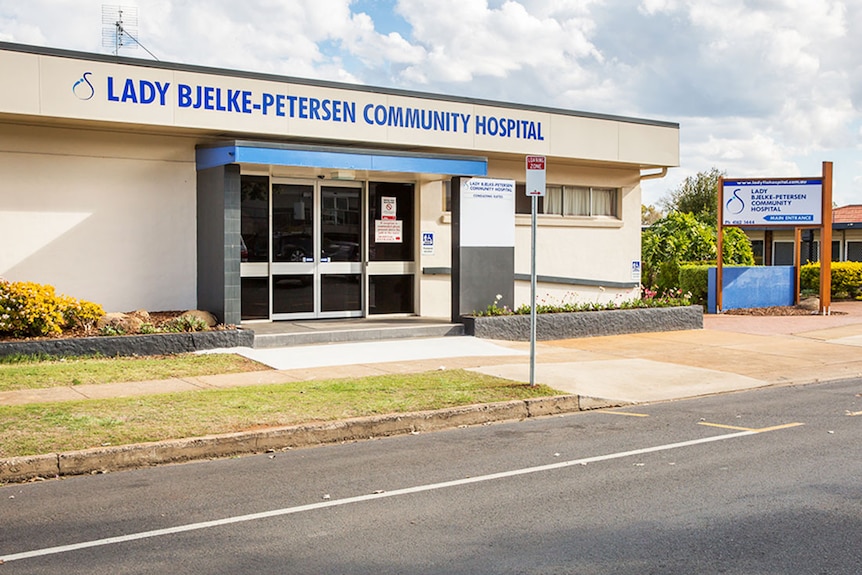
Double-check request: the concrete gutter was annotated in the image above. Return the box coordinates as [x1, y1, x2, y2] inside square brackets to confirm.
[0, 394, 622, 484]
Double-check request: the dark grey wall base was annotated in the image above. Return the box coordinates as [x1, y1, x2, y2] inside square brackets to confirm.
[0, 329, 254, 358]
[451, 246, 515, 322]
[461, 305, 703, 340]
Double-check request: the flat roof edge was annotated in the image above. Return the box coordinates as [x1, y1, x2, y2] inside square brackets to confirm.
[198, 140, 488, 163]
[196, 142, 487, 176]
[0, 41, 680, 130]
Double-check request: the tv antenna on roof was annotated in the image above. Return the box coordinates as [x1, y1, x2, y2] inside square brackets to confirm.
[101, 4, 159, 60]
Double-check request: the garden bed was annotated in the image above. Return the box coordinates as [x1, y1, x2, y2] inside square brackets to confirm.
[461, 305, 703, 341]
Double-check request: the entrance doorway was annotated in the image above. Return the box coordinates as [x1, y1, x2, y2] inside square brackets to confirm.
[241, 178, 363, 320]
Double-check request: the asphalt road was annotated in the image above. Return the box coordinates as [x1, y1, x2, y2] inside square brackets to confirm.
[2, 379, 861, 574]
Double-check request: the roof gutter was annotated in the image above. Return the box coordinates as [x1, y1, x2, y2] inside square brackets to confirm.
[639, 167, 669, 181]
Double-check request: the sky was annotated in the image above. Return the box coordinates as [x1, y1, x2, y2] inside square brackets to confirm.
[1, 0, 860, 208]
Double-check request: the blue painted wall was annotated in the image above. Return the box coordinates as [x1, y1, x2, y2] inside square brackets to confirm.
[707, 266, 795, 313]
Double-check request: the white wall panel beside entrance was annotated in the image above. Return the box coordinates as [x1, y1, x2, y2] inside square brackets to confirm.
[0, 125, 197, 313]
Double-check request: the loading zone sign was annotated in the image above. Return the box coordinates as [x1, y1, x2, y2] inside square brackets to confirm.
[722, 179, 823, 226]
[526, 155, 546, 196]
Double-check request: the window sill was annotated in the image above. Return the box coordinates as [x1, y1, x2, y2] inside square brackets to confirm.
[515, 214, 623, 228]
[440, 212, 623, 228]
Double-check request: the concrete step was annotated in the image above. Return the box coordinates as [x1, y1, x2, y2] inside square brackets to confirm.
[251, 323, 465, 348]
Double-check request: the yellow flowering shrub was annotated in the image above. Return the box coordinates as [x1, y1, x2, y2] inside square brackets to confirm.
[0, 280, 105, 337]
[58, 295, 106, 332]
[800, 262, 862, 299]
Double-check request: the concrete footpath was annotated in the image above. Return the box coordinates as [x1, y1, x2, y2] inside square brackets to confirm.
[3, 302, 862, 482]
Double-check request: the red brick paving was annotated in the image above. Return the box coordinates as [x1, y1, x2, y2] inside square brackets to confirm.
[704, 300, 862, 335]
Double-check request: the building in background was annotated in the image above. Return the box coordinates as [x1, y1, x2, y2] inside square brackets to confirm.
[744, 205, 862, 266]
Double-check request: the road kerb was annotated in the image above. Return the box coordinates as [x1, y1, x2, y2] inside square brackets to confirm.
[0, 454, 60, 483]
[0, 395, 582, 484]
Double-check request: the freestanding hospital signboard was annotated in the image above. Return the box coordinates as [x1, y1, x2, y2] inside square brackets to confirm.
[722, 179, 823, 226]
[717, 162, 832, 315]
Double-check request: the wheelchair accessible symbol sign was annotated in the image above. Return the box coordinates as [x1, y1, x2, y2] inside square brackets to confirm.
[422, 232, 435, 256]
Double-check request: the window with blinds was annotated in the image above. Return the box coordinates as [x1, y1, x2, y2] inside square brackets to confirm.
[446, 181, 620, 219]
[543, 185, 618, 217]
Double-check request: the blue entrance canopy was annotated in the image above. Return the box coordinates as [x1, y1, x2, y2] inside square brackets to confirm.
[197, 141, 487, 176]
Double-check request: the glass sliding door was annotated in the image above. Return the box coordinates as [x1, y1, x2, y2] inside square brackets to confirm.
[319, 185, 363, 316]
[271, 182, 315, 317]
[240, 175, 364, 321]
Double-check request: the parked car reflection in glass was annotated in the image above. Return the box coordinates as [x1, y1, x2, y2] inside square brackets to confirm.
[275, 233, 313, 262]
[323, 241, 359, 262]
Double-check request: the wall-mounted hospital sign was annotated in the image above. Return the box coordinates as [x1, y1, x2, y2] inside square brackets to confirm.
[722, 179, 823, 226]
[459, 178, 516, 247]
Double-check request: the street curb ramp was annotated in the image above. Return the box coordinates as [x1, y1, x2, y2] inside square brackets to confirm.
[0, 394, 624, 483]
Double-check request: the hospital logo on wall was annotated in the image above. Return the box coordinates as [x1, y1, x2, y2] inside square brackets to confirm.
[73, 72, 95, 101]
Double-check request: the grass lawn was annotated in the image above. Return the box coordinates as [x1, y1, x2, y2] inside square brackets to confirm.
[0, 370, 559, 458]
[0, 353, 270, 391]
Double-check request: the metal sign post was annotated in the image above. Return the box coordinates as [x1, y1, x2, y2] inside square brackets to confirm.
[526, 156, 546, 387]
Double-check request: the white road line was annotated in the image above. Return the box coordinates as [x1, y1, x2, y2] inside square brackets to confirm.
[1, 429, 759, 563]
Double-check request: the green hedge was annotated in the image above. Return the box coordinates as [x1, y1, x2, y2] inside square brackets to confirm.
[679, 265, 710, 306]
[800, 262, 862, 298]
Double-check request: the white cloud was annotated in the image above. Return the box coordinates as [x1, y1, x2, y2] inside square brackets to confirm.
[626, 0, 861, 206]
[142, 0, 359, 77]
[0, 0, 860, 206]
[0, 17, 45, 45]
[340, 11, 426, 67]
[394, 0, 602, 85]
[638, 0, 681, 15]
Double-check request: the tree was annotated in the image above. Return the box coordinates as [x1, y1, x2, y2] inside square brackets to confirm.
[642, 211, 754, 293]
[721, 226, 755, 265]
[660, 167, 724, 225]
[642, 165, 757, 294]
[642, 212, 715, 290]
[641, 204, 663, 226]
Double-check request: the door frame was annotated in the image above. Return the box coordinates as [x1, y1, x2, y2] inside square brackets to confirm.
[240, 177, 365, 321]
[315, 179, 365, 319]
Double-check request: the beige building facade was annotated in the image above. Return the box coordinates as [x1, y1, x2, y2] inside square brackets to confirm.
[0, 43, 679, 324]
